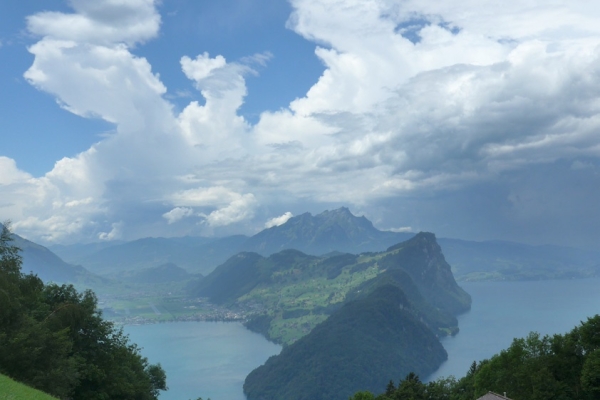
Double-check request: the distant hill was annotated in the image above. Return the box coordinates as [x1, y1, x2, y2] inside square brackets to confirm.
[242, 207, 414, 256]
[48, 240, 126, 263]
[243, 284, 447, 400]
[51, 235, 248, 276]
[113, 263, 197, 284]
[438, 238, 600, 281]
[10, 233, 106, 285]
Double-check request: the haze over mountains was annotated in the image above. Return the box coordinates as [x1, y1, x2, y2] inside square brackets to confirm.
[7, 208, 600, 286]
[35, 207, 600, 283]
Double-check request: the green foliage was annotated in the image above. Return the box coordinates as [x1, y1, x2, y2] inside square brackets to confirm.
[0, 223, 167, 400]
[349, 391, 376, 400]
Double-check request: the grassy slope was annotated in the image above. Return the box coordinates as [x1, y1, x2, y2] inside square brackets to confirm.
[0, 374, 58, 400]
[238, 254, 381, 344]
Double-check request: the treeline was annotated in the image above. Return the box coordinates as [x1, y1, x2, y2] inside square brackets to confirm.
[0, 224, 167, 399]
[350, 315, 600, 400]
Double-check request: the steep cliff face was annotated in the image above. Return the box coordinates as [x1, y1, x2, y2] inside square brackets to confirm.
[381, 232, 471, 314]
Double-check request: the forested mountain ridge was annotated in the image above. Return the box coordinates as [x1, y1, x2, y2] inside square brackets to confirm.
[191, 232, 470, 344]
[244, 284, 448, 400]
[383, 233, 471, 315]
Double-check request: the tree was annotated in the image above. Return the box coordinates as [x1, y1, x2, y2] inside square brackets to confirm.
[0, 223, 167, 399]
[385, 380, 396, 396]
[394, 373, 426, 400]
[349, 391, 376, 400]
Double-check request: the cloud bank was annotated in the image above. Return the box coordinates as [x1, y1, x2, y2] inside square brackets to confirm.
[2, 0, 600, 248]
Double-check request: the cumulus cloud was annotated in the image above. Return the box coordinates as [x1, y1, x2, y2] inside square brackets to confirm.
[0, 157, 33, 185]
[177, 52, 271, 152]
[265, 212, 293, 228]
[169, 187, 258, 227]
[26, 0, 160, 46]
[201, 193, 257, 227]
[162, 207, 194, 224]
[4, 0, 600, 247]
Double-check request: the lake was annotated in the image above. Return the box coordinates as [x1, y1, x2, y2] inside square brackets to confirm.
[428, 278, 600, 381]
[124, 278, 600, 399]
[124, 322, 281, 400]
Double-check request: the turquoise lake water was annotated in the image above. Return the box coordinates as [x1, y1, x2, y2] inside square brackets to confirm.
[124, 322, 281, 400]
[124, 278, 600, 399]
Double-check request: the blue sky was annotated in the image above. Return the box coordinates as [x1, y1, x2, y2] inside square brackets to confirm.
[0, 0, 324, 175]
[1, 0, 600, 249]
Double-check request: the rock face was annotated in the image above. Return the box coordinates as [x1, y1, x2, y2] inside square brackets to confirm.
[242, 207, 414, 256]
[243, 284, 448, 400]
[381, 232, 471, 314]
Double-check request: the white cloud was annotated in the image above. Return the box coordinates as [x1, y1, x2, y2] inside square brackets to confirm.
[200, 193, 257, 227]
[265, 212, 293, 228]
[4, 0, 600, 247]
[386, 227, 413, 233]
[181, 53, 227, 82]
[26, 0, 160, 46]
[169, 187, 258, 227]
[0, 157, 33, 185]
[162, 207, 194, 224]
[177, 52, 263, 156]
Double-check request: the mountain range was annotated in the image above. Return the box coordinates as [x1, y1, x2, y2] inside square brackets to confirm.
[10, 207, 599, 282]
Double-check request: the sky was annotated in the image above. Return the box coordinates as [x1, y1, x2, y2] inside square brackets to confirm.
[1, 0, 600, 249]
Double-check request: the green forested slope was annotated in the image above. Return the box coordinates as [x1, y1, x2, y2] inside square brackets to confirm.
[244, 284, 448, 400]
